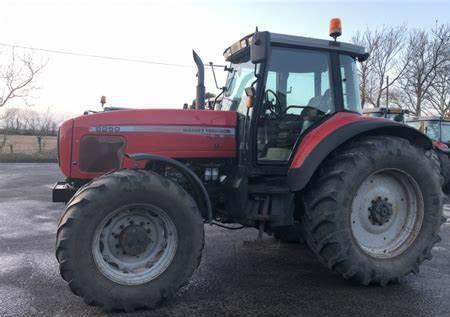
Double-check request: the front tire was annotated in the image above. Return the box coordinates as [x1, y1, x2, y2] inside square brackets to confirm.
[56, 169, 204, 311]
[301, 136, 444, 286]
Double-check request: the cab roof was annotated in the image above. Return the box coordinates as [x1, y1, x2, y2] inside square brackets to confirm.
[270, 32, 366, 57]
[223, 31, 368, 63]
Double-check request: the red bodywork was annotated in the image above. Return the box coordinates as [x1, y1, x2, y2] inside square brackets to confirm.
[290, 112, 386, 168]
[59, 109, 387, 181]
[58, 109, 237, 179]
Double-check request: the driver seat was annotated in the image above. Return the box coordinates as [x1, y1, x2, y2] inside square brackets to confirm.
[276, 114, 304, 147]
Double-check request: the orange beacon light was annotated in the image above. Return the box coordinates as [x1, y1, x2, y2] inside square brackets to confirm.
[329, 18, 342, 41]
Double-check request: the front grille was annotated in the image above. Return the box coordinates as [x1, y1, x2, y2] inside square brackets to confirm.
[57, 128, 60, 165]
[79, 135, 126, 173]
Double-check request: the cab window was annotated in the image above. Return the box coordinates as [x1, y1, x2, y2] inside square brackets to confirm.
[340, 55, 361, 113]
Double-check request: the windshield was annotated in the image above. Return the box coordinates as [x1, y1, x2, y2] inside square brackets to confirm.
[218, 61, 257, 115]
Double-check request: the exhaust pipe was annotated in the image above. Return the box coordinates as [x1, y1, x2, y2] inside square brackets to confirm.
[193, 50, 205, 110]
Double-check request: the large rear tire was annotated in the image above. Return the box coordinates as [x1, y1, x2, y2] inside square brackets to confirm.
[56, 169, 204, 311]
[301, 136, 444, 286]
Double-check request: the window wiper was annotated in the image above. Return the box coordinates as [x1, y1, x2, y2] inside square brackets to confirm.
[209, 62, 235, 110]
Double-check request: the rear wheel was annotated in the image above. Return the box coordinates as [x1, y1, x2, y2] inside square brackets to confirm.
[301, 136, 444, 285]
[56, 169, 204, 311]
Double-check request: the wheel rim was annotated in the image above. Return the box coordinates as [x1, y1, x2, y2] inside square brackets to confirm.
[92, 204, 178, 285]
[350, 169, 424, 258]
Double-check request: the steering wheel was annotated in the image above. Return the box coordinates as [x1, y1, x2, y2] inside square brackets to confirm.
[263, 89, 283, 117]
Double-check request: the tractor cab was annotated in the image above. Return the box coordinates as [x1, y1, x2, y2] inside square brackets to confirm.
[406, 116, 450, 146]
[363, 107, 409, 123]
[218, 30, 367, 172]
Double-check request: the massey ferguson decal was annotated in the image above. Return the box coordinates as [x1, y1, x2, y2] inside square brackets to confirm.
[89, 125, 235, 136]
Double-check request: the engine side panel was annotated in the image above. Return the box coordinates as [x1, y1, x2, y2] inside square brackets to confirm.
[66, 109, 237, 179]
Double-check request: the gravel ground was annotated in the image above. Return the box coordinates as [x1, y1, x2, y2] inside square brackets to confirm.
[1, 163, 450, 317]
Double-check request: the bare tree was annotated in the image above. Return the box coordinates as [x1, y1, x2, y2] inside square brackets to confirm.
[352, 30, 375, 107]
[399, 24, 450, 116]
[1, 107, 23, 132]
[353, 26, 408, 108]
[1, 107, 56, 133]
[28, 107, 56, 152]
[0, 106, 57, 153]
[0, 134, 7, 153]
[0, 47, 44, 108]
[426, 64, 450, 116]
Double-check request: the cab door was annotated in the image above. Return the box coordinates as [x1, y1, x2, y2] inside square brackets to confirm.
[251, 47, 335, 171]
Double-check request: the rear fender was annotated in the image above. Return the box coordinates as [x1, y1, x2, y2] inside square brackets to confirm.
[288, 113, 432, 191]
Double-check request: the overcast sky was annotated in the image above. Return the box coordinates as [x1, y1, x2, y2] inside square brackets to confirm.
[1, 0, 450, 121]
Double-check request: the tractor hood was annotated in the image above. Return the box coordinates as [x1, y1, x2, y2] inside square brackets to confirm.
[59, 108, 237, 179]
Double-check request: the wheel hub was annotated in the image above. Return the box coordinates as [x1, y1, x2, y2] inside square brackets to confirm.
[92, 204, 178, 285]
[119, 225, 151, 256]
[350, 169, 424, 258]
[368, 197, 393, 226]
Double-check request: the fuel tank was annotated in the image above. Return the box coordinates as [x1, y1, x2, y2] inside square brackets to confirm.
[58, 109, 237, 179]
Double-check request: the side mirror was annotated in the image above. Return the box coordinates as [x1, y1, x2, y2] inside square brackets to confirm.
[245, 87, 255, 109]
[250, 31, 270, 64]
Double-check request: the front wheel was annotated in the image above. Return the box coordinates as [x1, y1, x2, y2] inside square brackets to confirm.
[56, 169, 204, 311]
[301, 136, 444, 286]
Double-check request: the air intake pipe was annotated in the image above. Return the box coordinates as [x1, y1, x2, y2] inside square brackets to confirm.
[193, 50, 205, 110]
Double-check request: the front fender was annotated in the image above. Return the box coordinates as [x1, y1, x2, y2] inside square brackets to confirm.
[126, 153, 212, 223]
[287, 112, 431, 191]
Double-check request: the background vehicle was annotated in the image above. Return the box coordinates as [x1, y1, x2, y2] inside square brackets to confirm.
[362, 110, 450, 194]
[407, 116, 450, 146]
[53, 20, 444, 312]
[363, 107, 409, 123]
[407, 116, 450, 193]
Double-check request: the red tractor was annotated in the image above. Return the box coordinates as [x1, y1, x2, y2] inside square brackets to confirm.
[53, 21, 444, 311]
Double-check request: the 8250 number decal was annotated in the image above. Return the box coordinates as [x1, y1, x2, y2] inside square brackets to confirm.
[93, 126, 121, 133]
